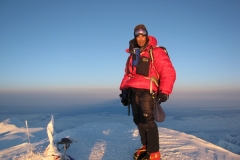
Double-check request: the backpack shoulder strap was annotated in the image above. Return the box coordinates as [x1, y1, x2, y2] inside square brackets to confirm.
[149, 47, 154, 62]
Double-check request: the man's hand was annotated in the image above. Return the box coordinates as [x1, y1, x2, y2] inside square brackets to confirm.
[119, 90, 129, 106]
[158, 93, 169, 103]
[129, 39, 138, 54]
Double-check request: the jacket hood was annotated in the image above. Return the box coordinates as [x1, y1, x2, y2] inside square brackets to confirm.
[125, 35, 157, 53]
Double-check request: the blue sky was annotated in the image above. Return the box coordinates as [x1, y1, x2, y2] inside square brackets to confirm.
[0, 0, 240, 107]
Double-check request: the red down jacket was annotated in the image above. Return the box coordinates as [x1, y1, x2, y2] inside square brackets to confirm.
[120, 35, 176, 95]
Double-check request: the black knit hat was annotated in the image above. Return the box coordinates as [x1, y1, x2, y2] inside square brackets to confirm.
[134, 24, 148, 37]
[134, 24, 147, 31]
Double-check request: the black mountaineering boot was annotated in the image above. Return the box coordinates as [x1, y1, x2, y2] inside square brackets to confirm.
[133, 145, 147, 160]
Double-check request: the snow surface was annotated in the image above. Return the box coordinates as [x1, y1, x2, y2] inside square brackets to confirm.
[0, 114, 240, 160]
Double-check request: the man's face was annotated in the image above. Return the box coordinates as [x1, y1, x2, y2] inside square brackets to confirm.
[136, 35, 147, 47]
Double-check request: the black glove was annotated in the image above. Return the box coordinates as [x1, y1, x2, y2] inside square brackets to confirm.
[158, 93, 169, 103]
[119, 89, 129, 106]
[129, 38, 138, 54]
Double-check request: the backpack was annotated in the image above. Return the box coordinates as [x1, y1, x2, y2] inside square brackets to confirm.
[148, 46, 169, 63]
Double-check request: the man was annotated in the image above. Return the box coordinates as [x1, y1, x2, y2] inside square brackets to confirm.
[119, 24, 176, 160]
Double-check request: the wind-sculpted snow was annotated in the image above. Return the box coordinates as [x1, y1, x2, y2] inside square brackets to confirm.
[0, 117, 25, 134]
[1, 120, 240, 160]
[0, 117, 45, 150]
[218, 134, 240, 155]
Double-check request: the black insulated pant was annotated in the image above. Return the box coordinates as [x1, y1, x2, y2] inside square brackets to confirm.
[130, 88, 159, 152]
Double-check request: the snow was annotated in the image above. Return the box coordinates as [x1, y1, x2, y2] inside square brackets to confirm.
[218, 134, 240, 155]
[0, 117, 25, 134]
[0, 117, 44, 150]
[0, 113, 240, 160]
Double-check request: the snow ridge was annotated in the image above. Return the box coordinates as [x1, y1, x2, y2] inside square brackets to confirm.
[0, 115, 240, 160]
[1, 121, 239, 160]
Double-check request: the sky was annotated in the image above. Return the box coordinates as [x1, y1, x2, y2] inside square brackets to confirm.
[0, 0, 240, 107]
